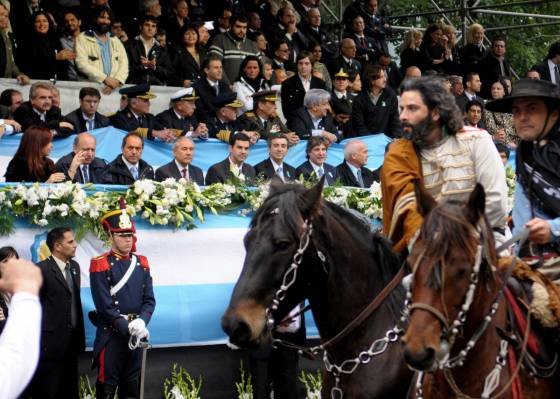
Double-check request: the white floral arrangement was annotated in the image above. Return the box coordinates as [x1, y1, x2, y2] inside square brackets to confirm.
[163, 364, 202, 399]
[299, 369, 322, 399]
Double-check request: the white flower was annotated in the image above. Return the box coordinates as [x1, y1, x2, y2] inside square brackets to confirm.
[42, 200, 54, 216]
[369, 182, 382, 199]
[133, 180, 157, 196]
[37, 218, 48, 227]
[170, 386, 186, 399]
[184, 204, 193, 213]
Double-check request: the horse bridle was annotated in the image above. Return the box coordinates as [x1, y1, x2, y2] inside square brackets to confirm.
[264, 208, 405, 399]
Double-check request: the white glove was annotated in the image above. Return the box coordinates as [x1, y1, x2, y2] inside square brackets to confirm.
[128, 318, 145, 336]
[137, 326, 150, 341]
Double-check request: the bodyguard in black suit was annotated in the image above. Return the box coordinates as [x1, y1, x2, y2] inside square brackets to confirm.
[192, 56, 232, 124]
[281, 51, 326, 120]
[254, 133, 297, 182]
[155, 137, 205, 185]
[23, 227, 85, 399]
[455, 72, 484, 112]
[63, 87, 110, 133]
[55, 133, 108, 184]
[295, 136, 338, 185]
[13, 82, 74, 138]
[206, 133, 256, 185]
[336, 140, 377, 187]
[102, 132, 155, 185]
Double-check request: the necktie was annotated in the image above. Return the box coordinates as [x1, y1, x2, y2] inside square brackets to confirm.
[181, 167, 189, 180]
[263, 120, 268, 131]
[65, 263, 77, 328]
[554, 65, 560, 86]
[87, 119, 94, 131]
[317, 167, 324, 177]
[276, 166, 284, 181]
[81, 165, 89, 183]
[138, 115, 145, 127]
[360, 37, 366, 48]
[213, 83, 219, 96]
[357, 169, 364, 188]
[131, 166, 139, 180]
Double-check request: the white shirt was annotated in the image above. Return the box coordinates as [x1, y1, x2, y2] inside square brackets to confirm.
[139, 35, 155, 58]
[122, 155, 139, 174]
[0, 292, 42, 399]
[174, 160, 189, 178]
[548, 59, 559, 84]
[51, 254, 68, 276]
[33, 108, 46, 122]
[299, 75, 311, 92]
[82, 113, 96, 130]
[347, 162, 361, 183]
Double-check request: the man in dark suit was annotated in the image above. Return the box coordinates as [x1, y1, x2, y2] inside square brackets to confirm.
[531, 41, 560, 84]
[296, 136, 338, 185]
[102, 132, 155, 185]
[13, 81, 74, 139]
[156, 87, 209, 139]
[268, 7, 309, 68]
[287, 88, 340, 143]
[205, 132, 256, 185]
[112, 83, 177, 142]
[155, 137, 204, 185]
[64, 87, 110, 133]
[377, 52, 403, 93]
[455, 72, 485, 112]
[55, 132, 108, 184]
[327, 38, 362, 80]
[348, 15, 378, 66]
[192, 56, 232, 124]
[336, 139, 376, 187]
[281, 51, 326, 120]
[254, 133, 297, 182]
[479, 38, 512, 99]
[23, 227, 85, 399]
[299, 8, 335, 59]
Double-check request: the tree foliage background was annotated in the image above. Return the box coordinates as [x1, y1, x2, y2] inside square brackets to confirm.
[326, 0, 560, 77]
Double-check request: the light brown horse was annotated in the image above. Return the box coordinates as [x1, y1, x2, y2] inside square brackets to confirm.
[402, 183, 558, 399]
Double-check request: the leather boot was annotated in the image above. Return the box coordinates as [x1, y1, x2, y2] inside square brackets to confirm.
[95, 382, 117, 399]
[118, 379, 140, 399]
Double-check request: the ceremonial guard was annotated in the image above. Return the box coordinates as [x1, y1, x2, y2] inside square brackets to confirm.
[90, 202, 156, 399]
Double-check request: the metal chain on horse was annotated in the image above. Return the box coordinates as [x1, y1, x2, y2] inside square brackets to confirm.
[265, 219, 313, 330]
[325, 326, 402, 399]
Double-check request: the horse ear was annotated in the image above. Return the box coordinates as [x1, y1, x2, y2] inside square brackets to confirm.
[465, 183, 486, 225]
[268, 176, 285, 196]
[299, 175, 325, 217]
[414, 179, 436, 217]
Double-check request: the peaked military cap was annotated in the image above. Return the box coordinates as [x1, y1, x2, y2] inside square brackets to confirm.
[212, 92, 243, 108]
[119, 83, 156, 100]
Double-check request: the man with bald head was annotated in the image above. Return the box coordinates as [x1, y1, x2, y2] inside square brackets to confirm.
[155, 137, 204, 185]
[327, 38, 361, 80]
[55, 133, 108, 184]
[335, 139, 376, 187]
[404, 66, 422, 80]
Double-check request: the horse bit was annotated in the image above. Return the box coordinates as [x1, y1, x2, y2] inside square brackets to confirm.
[264, 208, 401, 399]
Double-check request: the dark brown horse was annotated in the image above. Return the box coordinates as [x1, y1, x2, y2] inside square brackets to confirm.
[402, 183, 558, 398]
[222, 180, 412, 398]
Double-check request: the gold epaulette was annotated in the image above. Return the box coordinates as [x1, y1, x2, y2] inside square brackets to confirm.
[135, 127, 149, 138]
[171, 128, 182, 138]
[216, 130, 231, 142]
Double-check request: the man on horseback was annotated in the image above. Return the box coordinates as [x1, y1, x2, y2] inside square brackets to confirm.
[486, 79, 560, 282]
[381, 77, 508, 253]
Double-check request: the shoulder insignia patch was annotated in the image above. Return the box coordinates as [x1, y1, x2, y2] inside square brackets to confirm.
[137, 255, 150, 269]
[90, 253, 110, 272]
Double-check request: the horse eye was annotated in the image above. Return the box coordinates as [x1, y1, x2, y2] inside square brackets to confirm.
[274, 239, 291, 251]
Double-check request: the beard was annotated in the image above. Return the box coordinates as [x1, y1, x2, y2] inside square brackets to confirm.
[402, 114, 434, 148]
[96, 23, 111, 34]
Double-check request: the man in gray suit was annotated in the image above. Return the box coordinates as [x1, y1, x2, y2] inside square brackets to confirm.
[155, 136, 204, 185]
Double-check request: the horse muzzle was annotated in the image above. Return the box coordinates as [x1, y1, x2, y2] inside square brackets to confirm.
[221, 300, 268, 347]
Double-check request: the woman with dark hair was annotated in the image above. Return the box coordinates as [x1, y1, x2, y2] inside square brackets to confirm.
[483, 78, 518, 147]
[169, 24, 206, 87]
[232, 55, 270, 114]
[20, 11, 74, 80]
[0, 246, 19, 334]
[419, 24, 446, 73]
[311, 43, 332, 91]
[4, 126, 65, 183]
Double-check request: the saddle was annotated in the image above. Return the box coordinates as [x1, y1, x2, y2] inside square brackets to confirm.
[499, 256, 560, 377]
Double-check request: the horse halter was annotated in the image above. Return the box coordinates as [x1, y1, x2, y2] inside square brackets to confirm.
[402, 224, 502, 371]
[264, 210, 325, 331]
